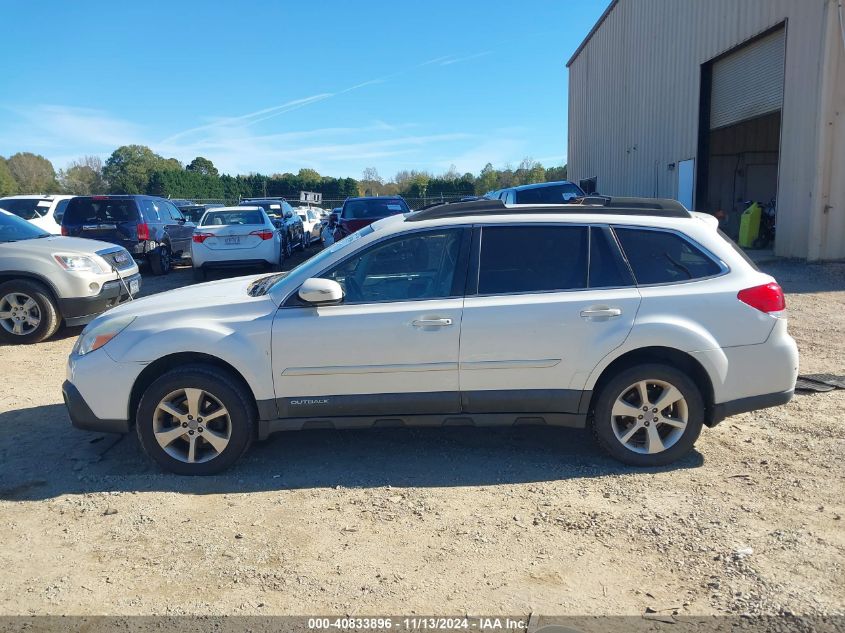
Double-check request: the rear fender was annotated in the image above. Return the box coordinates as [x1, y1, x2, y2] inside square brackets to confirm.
[581, 318, 729, 391]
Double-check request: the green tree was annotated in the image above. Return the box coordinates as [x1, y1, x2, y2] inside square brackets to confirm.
[0, 157, 17, 196]
[59, 156, 107, 195]
[475, 163, 499, 195]
[545, 165, 567, 181]
[103, 145, 167, 194]
[6, 152, 57, 192]
[186, 156, 219, 177]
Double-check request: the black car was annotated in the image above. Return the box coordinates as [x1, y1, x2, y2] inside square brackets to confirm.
[238, 198, 304, 259]
[61, 195, 195, 275]
[175, 202, 224, 224]
[485, 180, 586, 204]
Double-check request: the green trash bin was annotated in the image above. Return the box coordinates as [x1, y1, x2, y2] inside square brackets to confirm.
[738, 201, 762, 248]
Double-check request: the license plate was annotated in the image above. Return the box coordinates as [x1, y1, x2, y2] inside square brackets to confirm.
[225, 236, 240, 245]
[129, 279, 140, 295]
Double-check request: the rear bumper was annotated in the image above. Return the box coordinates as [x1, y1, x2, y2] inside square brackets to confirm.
[62, 380, 130, 434]
[711, 389, 794, 425]
[57, 273, 141, 326]
[196, 259, 274, 269]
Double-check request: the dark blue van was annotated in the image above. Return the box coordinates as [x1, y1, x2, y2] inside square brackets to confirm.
[61, 195, 195, 275]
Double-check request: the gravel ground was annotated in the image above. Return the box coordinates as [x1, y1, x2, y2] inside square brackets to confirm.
[0, 256, 843, 618]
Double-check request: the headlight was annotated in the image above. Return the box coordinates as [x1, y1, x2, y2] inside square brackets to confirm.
[53, 253, 108, 274]
[74, 315, 136, 356]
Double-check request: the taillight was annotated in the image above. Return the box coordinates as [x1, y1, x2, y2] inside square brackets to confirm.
[738, 282, 785, 313]
[61, 226, 69, 236]
[136, 223, 150, 241]
[250, 229, 274, 240]
[192, 233, 213, 243]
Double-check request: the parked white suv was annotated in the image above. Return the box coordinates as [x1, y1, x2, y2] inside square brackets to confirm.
[63, 197, 798, 474]
[0, 194, 75, 234]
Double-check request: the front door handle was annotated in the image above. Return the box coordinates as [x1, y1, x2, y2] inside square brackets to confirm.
[412, 318, 453, 327]
[580, 307, 622, 319]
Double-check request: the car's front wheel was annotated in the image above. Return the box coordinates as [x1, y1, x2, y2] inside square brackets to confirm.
[136, 365, 254, 475]
[0, 280, 60, 344]
[591, 363, 703, 467]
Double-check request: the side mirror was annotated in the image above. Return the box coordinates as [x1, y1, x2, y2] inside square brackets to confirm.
[298, 278, 343, 305]
[329, 212, 338, 224]
[284, 210, 293, 219]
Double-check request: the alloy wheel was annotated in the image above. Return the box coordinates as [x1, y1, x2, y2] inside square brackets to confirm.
[610, 379, 688, 455]
[0, 292, 41, 336]
[152, 388, 232, 463]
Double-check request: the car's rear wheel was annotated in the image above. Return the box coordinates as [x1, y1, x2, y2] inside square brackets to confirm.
[149, 244, 171, 275]
[192, 265, 207, 282]
[136, 365, 254, 475]
[591, 363, 703, 466]
[304, 232, 311, 248]
[0, 280, 60, 344]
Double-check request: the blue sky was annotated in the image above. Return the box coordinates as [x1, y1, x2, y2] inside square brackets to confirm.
[0, 1, 606, 180]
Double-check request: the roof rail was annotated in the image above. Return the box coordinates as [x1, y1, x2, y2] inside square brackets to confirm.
[406, 197, 691, 222]
[239, 196, 288, 202]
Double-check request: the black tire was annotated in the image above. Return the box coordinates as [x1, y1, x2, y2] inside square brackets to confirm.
[591, 363, 704, 467]
[296, 231, 306, 251]
[303, 232, 311, 248]
[192, 266, 207, 282]
[149, 244, 171, 275]
[0, 279, 61, 344]
[283, 237, 293, 259]
[136, 364, 255, 475]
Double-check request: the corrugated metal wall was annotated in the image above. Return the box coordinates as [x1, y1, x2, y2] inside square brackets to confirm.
[567, 0, 834, 259]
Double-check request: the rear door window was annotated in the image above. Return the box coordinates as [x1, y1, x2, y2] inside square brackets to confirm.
[614, 227, 723, 284]
[477, 225, 588, 294]
[63, 198, 139, 224]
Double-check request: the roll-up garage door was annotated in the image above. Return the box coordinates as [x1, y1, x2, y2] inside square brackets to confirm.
[710, 28, 785, 130]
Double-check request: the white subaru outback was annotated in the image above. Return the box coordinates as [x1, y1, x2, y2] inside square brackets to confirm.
[63, 198, 798, 474]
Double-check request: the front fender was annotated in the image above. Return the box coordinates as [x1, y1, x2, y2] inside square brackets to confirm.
[105, 318, 275, 401]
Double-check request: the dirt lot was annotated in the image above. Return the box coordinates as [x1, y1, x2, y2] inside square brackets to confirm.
[0, 256, 843, 618]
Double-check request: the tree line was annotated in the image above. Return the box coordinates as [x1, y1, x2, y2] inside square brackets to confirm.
[0, 145, 567, 202]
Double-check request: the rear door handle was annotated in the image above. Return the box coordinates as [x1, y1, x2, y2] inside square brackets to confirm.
[412, 318, 453, 327]
[580, 307, 622, 319]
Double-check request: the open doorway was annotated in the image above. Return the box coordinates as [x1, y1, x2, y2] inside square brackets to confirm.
[696, 25, 785, 250]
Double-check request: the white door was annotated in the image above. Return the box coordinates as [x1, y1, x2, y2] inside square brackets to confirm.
[459, 225, 640, 413]
[677, 158, 694, 210]
[271, 227, 469, 419]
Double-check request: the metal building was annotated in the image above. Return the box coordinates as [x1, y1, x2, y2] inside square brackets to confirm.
[566, 0, 845, 260]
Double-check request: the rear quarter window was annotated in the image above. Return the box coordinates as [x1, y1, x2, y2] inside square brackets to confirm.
[614, 227, 723, 285]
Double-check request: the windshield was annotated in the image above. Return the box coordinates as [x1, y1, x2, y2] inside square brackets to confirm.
[260, 225, 376, 295]
[201, 210, 265, 226]
[63, 198, 139, 224]
[0, 198, 50, 221]
[0, 211, 51, 242]
[514, 184, 584, 204]
[342, 199, 409, 219]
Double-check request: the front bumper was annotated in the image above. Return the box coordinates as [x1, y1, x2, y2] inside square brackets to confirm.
[62, 380, 130, 434]
[57, 273, 141, 327]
